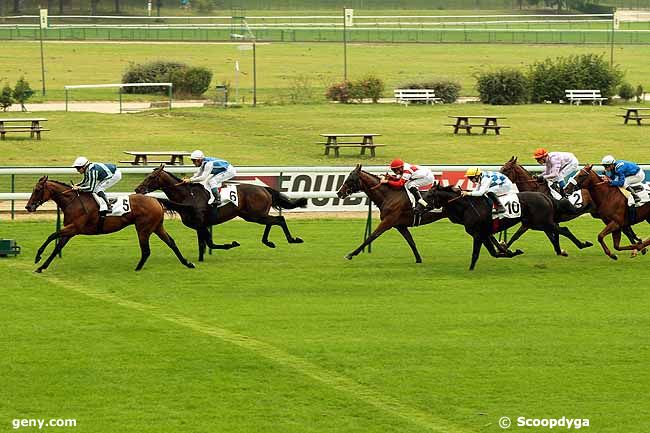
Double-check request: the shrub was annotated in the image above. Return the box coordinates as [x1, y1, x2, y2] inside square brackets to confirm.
[171, 66, 213, 97]
[326, 81, 353, 103]
[618, 82, 635, 102]
[122, 61, 213, 97]
[326, 76, 385, 103]
[528, 54, 623, 103]
[0, 84, 13, 111]
[13, 77, 34, 111]
[475, 69, 529, 105]
[398, 79, 461, 103]
[356, 75, 384, 103]
[287, 75, 316, 104]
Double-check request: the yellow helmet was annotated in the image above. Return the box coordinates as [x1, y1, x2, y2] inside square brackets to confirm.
[465, 167, 482, 177]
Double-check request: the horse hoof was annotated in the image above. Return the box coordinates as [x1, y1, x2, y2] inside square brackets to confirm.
[232, 241, 240, 247]
[610, 254, 618, 261]
[34, 268, 43, 273]
[584, 241, 594, 248]
[344, 254, 353, 260]
[265, 242, 276, 248]
[187, 262, 196, 268]
[560, 249, 568, 257]
[642, 248, 648, 256]
[34, 256, 41, 264]
[515, 249, 524, 255]
[292, 237, 304, 244]
[415, 259, 422, 263]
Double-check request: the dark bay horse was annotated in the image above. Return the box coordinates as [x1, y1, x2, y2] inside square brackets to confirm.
[565, 164, 650, 259]
[501, 156, 642, 248]
[135, 165, 307, 261]
[500, 156, 594, 250]
[424, 185, 567, 270]
[25, 176, 195, 272]
[336, 164, 448, 263]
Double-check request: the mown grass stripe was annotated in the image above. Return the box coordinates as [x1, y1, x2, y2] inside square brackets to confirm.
[12, 263, 474, 433]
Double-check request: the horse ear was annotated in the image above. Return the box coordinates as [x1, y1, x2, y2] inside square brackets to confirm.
[355, 163, 361, 171]
[514, 156, 518, 163]
[508, 156, 514, 162]
[586, 164, 593, 171]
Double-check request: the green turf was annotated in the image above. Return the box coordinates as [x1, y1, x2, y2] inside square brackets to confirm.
[1, 41, 649, 102]
[1, 217, 648, 433]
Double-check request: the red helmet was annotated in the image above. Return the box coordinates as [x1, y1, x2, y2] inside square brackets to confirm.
[533, 148, 549, 159]
[390, 159, 404, 170]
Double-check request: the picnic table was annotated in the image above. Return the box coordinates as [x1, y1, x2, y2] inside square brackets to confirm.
[617, 107, 650, 125]
[317, 133, 385, 157]
[445, 115, 510, 135]
[120, 151, 191, 165]
[0, 118, 49, 140]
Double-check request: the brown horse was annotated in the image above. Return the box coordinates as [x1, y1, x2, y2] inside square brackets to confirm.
[501, 156, 642, 248]
[565, 164, 650, 259]
[134, 165, 307, 261]
[336, 164, 449, 263]
[25, 176, 195, 272]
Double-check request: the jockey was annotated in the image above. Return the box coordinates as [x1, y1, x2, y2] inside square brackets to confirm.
[72, 156, 122, 214]
[461, 167, 514, 214]
[380, 158, 434, 208]
[532, 148, 579, 198]
[183, 150, 236, 206]
[601, 155, 645, 204]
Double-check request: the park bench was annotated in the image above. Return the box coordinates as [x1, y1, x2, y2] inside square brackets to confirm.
[394, 89, 441, 106]
[0, 118, 49, 140]
[565, 89, 608, 106]
[120, 151, 191, 165]
[0, 239, 21, 257]
[317, 133, 385, 158]
[445, 115, 510, 135]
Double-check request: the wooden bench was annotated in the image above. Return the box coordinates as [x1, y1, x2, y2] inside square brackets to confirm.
[317, 133, 385, 158]
[394, 89, 441, 106]
[565, 89, 607, 106]
[120, 151, 191, 165]
[446, 115, 510, 135]
[0, 118, 49, 140]
[617, 107, 650, 125]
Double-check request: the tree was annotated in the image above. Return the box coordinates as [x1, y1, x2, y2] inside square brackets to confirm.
[0, 84, 13, 111]
[13, 77, 34, 112]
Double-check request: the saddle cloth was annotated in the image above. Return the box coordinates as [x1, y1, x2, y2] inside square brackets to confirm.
[493, 193, 521, 220]
[218, 184, 239, 207]
[91, 193, 131, 217]
[549, 188, 585, 208]
[619, 184, 650, 207]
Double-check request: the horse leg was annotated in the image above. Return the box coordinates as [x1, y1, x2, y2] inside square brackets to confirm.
[395, 225, 422, 263]
[556, 225, 593, 249]
[135, 230, 153, 271]
[154, 225, 195, 269]
[597, 221, 620, 260]
[345, 219, 393, 260]
[35, 223, 75, 263]
[199, 227, 240, 250]
[34, 236, 72, 273]
[261, 224, 275, 248]
[610, 228, 644, 258]
[504, 224, 528, 251]
[543, 226, 567, 256]
[197, 231, 206, 262]
[275, 215, 304, 244]
[469, 235, 483, 270]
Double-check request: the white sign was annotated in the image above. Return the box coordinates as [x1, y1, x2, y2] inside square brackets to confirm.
[344, 8, 354, 27]
[237, 44, 253, 51]
[613, 10, 620, 30]
[39, 9, 48, 29]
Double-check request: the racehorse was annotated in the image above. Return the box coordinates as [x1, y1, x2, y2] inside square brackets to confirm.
[501, 156, 642, 248]
[134, 165, 307, 261]
[336, 164, 450, 263]
[25, 176, 195, 272]
[565, 164, 650, 260]
[423, 184, 567, 270]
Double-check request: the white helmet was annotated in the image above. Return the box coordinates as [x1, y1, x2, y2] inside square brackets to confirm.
[601, 155, 616, 165]
[72, 156, 89, 168]
[190, 150, 205, 160]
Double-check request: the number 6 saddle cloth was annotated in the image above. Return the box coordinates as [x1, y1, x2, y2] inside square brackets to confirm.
[217, 184, 239, 207]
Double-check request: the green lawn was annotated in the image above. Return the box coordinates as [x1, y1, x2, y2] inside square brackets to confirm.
[1, 217, 648, 433]
[1, 41, 649, 102]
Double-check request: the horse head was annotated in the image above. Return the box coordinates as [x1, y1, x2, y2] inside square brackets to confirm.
[25, 176, 51, 212]
[135, 164, 171, 194]
[565, 164, 596, 194]
[337, 164, 363, 199]
[423, 184, 461, 209]
[500, 156, 531, 183]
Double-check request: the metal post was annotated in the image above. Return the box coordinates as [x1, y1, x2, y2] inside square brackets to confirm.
[10, 174, 15, 220]
[610, 10, 616, 66]
[56, 206, 62, 257]
[168, 84, 172, 110]
[119, 86, 122, 114]
[65, 88, 68, 112]
[252, 40, 257, 107]
[363, 199, 372, 253]
[343, 7, 347, 81]
[39, 25, 46, 96]
[278, 171, 283, 216]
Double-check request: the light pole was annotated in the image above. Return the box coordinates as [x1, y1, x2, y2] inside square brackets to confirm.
[343, 7, 347, 81]
[39, 8, 47, 96]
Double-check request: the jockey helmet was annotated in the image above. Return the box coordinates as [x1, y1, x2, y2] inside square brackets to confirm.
[190, 150, 205, 160]
[533, 148, 548, 160]
[72, 156, 89, 168]
[465, 167, 482, 178]
[601, 155, 616, 166]
[390, 159, 404, 170]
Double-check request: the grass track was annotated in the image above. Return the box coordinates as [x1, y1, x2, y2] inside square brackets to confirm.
[1, 217, 649, 432]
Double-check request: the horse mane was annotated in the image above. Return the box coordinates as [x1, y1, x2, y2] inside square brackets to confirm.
[360, 170, 380, 181]
[48, 179, 72, 188]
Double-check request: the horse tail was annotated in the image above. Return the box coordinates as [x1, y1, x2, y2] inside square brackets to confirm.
[265, 187, 308, 210]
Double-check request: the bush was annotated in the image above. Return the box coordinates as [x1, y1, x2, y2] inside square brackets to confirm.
[618, 82, 635, 102]
[122, 60, 187, 94]
[326, 75, 385, 104]
[0, 84, 13, 111]
[13, 77, 34, 111]
[171, 66, 213, 97]
[475, 69, 529, 105]
[398, 79, 461, 103]
[528, 54, 623, 103]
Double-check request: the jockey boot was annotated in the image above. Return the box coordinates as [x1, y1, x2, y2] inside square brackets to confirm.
[552, 182, 568, 199]
[487, 192, 505, 214]
[211, 187, 221, 207]
[97, 191, 111, 214]
[627, 186, 642, 205]
[409, 186, 428, 208]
